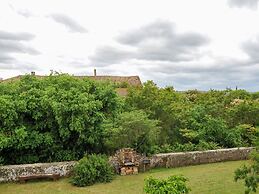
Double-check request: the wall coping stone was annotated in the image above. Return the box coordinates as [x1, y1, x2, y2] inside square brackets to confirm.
[154, 147, 254, 157]
[150, 147, 254, 168]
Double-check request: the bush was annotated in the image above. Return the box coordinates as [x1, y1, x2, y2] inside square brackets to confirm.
[144, 175, 190, 194]
[234, 137, 259, 194]
[71, 154, 114, 187]
[150, 141, 220, 154]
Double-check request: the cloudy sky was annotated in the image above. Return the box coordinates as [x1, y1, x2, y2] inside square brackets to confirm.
[0, 0, 259, 91]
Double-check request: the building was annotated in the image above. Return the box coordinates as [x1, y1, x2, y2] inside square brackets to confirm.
[0, 70, 142, 96]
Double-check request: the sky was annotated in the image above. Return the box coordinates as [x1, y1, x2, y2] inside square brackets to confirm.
[0, 0, 259, 91]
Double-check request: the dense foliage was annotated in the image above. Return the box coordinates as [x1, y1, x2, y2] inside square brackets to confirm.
[144, 175, 190, 194]
[103, 110, 160, 154]
[71, 154, 114, 187]
[234, 137, 259, 194]
[124, 81, 259, 154]
[0, 74, 120, 164]
[0, 75, 258, 165]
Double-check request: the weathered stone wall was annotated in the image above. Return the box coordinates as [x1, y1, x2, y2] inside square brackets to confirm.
[0, 161, 76, 182]
[150, 147, 254, 168]
[0, 147, 254, 182]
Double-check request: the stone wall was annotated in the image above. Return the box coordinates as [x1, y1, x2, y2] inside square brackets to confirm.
[0, 161, 76, 182]
[0, 147, 254, 182]
[150, 147, 254, 168]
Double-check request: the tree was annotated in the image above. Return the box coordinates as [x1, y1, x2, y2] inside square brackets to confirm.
[104, 110, 160, 154]
[0, 74, 120, 164]
[227, 100, 259, 127]
[125, 81, 189, 144]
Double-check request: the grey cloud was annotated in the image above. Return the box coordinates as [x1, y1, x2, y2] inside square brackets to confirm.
[137, 53, 259, 91]
[117, 21, 175, 45]
[90, 20, 209, 66]
[50, 13, 87, 33]
[89, 46, 134, 66]
[0, 40, 40, 55]
[0, 53, 14, 64]
[145, 58, 246, 75]
[145, 66, 259, 91]
[0, 62, 39, 70]
[0, 31, 40, 68]
[89, 21, 258, 91]
[0, 31, 35, 41]
[228, 0, 258, 9]
[242, 37, 259, 62]
[117, 21, 207, 48]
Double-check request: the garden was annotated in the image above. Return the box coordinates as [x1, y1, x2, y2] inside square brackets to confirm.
[0, 161, 250, 194]
[0, 74, 258, 193]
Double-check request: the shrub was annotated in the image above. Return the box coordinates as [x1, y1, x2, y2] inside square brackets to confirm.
[71, 154, 114, 187]
[234, 137, 259, 194]
[144, 175, 190, 194]
[150, 141, 220, 154]
[195, 140, 221, 151]
[238, 124, 259, 146]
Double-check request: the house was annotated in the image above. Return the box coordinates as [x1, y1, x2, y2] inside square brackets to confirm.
[1, 70, 142, 96]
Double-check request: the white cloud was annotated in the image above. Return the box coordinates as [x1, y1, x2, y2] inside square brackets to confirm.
[0, 0, 258, 91]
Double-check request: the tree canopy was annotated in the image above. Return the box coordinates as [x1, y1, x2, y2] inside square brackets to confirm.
[0, 74, 120, 164]
[0, 76, 258, 165]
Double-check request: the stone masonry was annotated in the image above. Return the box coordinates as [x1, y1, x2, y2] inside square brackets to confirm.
[150, 147, 254, 168]
[0, 147, 254, 182]
[0, 161, 76, 182]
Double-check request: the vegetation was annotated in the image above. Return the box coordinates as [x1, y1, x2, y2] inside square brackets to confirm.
[0, 161, 249, 194]
[71, 154, 114, 187]
[0, 75, 258, 165]
[144, 175, 190, 194]
[235, 137, 259, 194]
[124, 81, 259, 154]
[0, 74, 120, 165]
[104, 110, 160, 154]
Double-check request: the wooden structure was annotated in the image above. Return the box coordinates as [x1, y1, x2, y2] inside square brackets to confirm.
[18, 173, 60, 183]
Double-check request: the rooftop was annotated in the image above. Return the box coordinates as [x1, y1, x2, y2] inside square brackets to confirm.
[1, 70, 142, 87]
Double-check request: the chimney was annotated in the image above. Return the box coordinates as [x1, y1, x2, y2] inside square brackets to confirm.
[31, 71, 35, 76]
[94, 69, 96, 76]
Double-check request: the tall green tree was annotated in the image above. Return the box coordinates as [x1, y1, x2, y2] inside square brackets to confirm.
[104, 110, 160, 154]
[0, 74, 120, 164]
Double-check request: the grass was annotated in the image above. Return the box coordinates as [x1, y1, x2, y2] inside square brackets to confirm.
[0, 160, 250, 194]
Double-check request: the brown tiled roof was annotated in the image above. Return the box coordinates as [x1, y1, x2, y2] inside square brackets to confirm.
[1, 75, 142, 87]
[79, 76, 142, 87]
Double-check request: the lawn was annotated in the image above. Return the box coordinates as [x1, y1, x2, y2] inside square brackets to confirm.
[0, 160, 250, 194]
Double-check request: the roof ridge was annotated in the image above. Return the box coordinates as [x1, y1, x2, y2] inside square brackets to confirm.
[1, 74, 142, 86]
